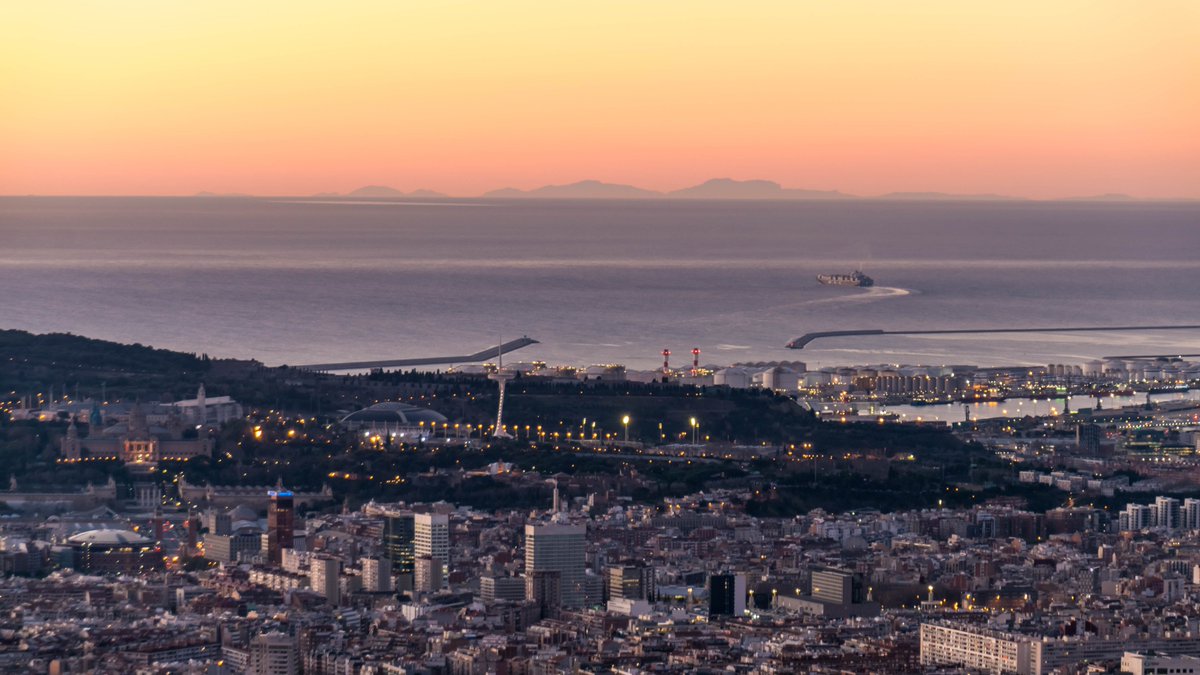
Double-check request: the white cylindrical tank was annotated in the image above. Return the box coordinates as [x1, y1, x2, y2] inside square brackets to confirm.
[803, 372, 832, 387]
[714, 368, 752, 389]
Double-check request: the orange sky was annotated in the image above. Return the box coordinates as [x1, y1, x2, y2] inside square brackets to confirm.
[2, 1, 1198, 198]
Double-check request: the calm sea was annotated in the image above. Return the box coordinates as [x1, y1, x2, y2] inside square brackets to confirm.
[1, 196, 1198, 370]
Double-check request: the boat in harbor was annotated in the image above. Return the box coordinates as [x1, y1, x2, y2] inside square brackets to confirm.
[817, 270, 874, 287]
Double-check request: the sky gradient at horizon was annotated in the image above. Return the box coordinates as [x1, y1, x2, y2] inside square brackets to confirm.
[2, 1, 1198, 198]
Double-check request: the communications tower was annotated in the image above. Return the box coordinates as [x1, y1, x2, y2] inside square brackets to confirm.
[489, 339, 515, 438]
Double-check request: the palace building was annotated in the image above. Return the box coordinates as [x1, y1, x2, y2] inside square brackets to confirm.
[60, 401, 213, 466]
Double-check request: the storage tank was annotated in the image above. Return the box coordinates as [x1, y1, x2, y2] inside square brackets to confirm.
[713, 367, 753, 389]
[757, 366, 800, 392]
[802, 372, 832, 387]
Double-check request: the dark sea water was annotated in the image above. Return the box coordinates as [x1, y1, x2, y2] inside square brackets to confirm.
[1, 196, 1198, 370]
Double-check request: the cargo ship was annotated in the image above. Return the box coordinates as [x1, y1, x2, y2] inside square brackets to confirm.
[817, 270, 874, 287]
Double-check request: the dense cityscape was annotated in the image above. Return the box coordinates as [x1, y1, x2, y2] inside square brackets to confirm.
[0, 330, 1199, 674]
[5, 2, 1197, 673]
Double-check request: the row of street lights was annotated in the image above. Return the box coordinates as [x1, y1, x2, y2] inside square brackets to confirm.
[360, 415, 702, 445]
[620, 415, 699, 444]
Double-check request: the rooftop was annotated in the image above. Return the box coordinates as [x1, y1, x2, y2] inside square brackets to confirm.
[67, 529, 152, 546]
[340, 401, 448, 426]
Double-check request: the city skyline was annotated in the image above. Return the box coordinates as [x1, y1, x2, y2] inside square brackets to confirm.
[3, 1, 1198, 199]
[3, 2, 1200, 672]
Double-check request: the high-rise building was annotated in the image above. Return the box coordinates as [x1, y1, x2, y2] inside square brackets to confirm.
[1156, 496, 1182, 531]
[607, 564, 656, 601]
[810, 566, 868, 605]
[583, 572, 604, 607]
[205, 531, 263, 563]
[1076, 423, 1103, 454]
[382, 512, 415, 590]
[525, 569, 562, 618]
[1120, 503, 1154, 531]
[1184, 498, 1200, 530]
[211, 510, 233, 536]
[266, 490, 294, 564]
[249, 631, 298, 675]
[709, 573, 746, 616]
[415, 513, 450, 589]
[414, 555, 442, 594]
[361, 556, 393, 593]
[525, 523, 586, 608]
[310, 556, 341, 605]
[777, 565, 880, 617]
[480, 575, 526, 603]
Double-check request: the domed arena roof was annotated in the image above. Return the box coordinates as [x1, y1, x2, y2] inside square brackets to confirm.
[68, 529, 152, 546]
[340, 402, 448, 426]
[229, 504, 258, 521]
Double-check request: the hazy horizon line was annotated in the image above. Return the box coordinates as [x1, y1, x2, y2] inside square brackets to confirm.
[2, 176, 1198, 203]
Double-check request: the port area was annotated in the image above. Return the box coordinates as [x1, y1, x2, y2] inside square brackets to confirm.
[789, 359, 1200, 423]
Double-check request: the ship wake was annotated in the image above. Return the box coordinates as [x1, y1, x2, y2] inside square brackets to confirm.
[677, 286, 913, 327]
[750, 285, 913, 315]
[792, 285, 913, 308]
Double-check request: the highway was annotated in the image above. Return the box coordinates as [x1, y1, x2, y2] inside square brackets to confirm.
[786, 325, 1200, 350]
[297, 336, 539, 371]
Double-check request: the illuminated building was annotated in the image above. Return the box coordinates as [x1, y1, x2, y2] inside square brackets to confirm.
[266, 490, 294, 564]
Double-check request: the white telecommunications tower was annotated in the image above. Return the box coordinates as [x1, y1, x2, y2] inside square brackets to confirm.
[488, 337, 514, 438]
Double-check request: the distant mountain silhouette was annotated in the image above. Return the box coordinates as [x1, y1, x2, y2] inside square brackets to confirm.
[481, 187, 528, 198]
[314, 185, 449, 198]
[343, 185, 405, 197]
[876, 191, 1026, 201]
[1060, 193, 1137, 202]
[483, 180, 660, 199]
[206, 182, 1185, 202]
[669, 178, 851, 200]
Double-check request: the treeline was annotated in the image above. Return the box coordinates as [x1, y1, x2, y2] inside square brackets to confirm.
[0, 329, 209, 374]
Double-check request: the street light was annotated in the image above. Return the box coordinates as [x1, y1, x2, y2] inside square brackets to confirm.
[622, 415, 630, 443]
[690, 417, 698, 444]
